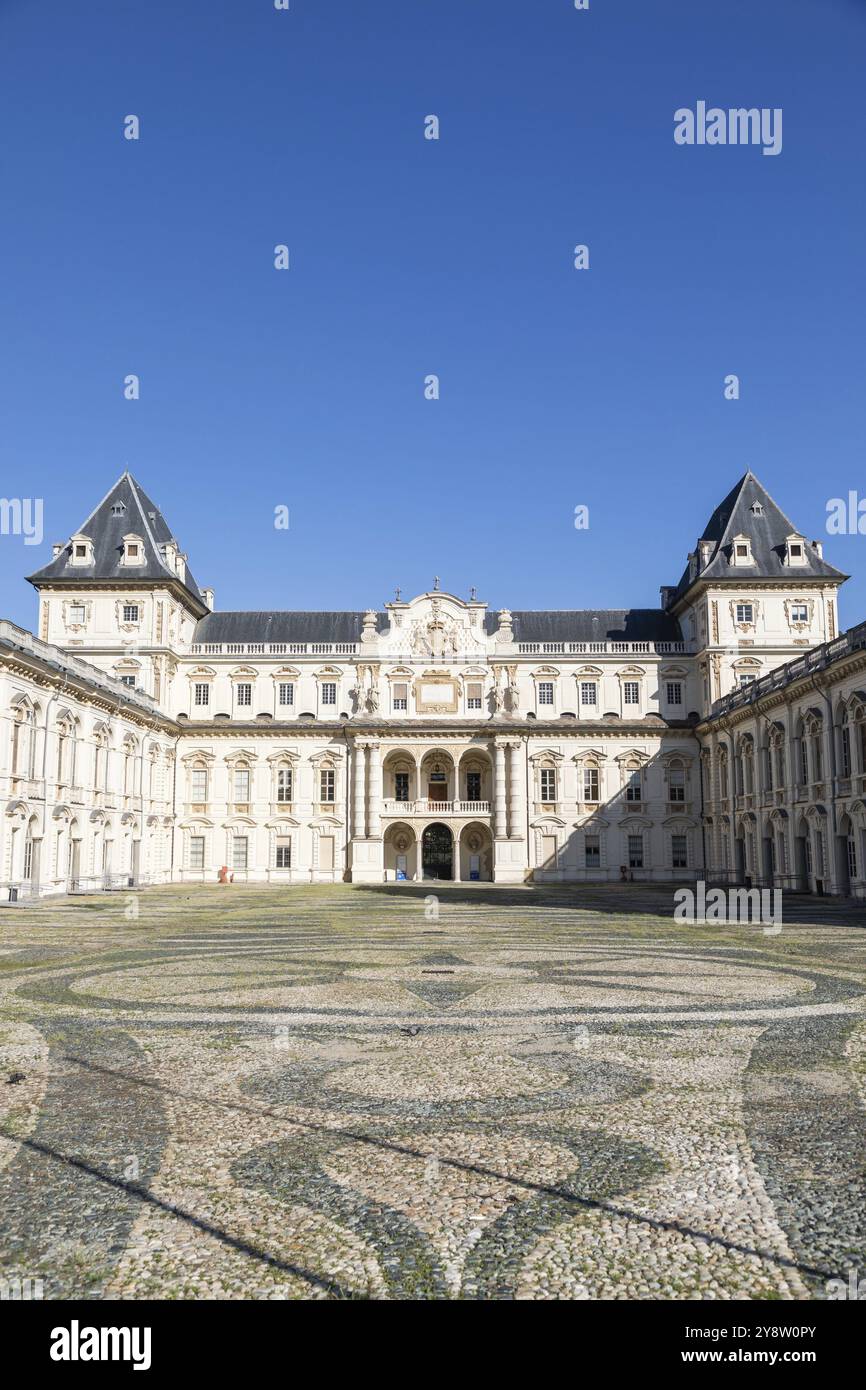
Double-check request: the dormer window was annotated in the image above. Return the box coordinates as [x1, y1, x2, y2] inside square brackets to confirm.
[111, 501, 126, 516]
[121, 533, 145, 566]
[750, 502, 763, 516]
[785, 534, 807, 566]
[68, 534, 94, 566]
[729, 533, 753, 566]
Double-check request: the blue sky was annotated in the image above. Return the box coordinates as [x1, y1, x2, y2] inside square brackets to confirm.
[1, 0, 865, 627]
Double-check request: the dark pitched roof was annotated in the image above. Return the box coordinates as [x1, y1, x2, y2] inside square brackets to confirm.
[483, 610, 683, 643]
[196, 608, 681, 645]
[667, 472, 845, 607]
[27, 472, 206, 612]
[193, 611, 389, 644]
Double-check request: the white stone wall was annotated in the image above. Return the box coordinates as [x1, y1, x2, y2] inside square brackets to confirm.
[0, 623, 176, 900]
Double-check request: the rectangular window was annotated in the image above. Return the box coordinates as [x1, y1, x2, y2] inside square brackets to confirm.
[467, 683, 483, 711]
[120, 674, 136, 687]
[276, 768, 292, 802]
[538, 682, 554, 706]
[321, 682, 337, 706]
[393, 683, 408, 711]
[790, 604, 808, 623]
[583, 767, 599, 802]
[190, 768, 208, 802]
[123, 604, 139, 623]
[23, 839, 33, 878]
[804, 834, 813, 876]
[623, 681, 640, 705]
[232, 836, 248, 871]
[278, 682, 294, 706]
[236, 683, 252, 707]
[628, 834, 644, 869]
[395, 772, 410, 802]
[584, 835, 600, 867]
[233, 768, 250, 803]
[847, 837, 857, 880]
[69, 604, 86, 624]
[320, 769, 335, 802]
[466, 771, 482, 801]
[668, 767, 686, 802]
[194, 683, 210, 706]
[625, 771, 642, 801]
[189, 836, 205, 869]
[666, 681, 683, 706]
[540, 768, 557, 802]
[580, 681, 597, 707]
[736, 603, 754, 624]
[275, 838, 292, 869]
[841, 727, 851, 778]
[739, 674, 755, 688]
[671, 834, 688, 869]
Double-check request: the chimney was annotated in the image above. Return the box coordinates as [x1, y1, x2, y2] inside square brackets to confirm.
[202, 587, 215, 610]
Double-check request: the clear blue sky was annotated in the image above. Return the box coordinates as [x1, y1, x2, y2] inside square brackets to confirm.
[2, 0, 865, 628]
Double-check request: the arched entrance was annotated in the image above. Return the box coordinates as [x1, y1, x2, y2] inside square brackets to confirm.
[422, 823, 453, 880]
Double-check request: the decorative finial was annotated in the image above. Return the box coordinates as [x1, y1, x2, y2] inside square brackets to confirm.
[470, 586, 477, 601]
[394, 585, 401, 601]
[433, 575, 440, 591]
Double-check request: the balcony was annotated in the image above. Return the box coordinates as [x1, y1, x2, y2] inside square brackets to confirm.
[381, 799, 491, 816]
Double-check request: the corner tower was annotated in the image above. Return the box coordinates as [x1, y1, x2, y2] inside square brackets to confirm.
[26, 472, 210, 705]
[662, 472, 846, 715]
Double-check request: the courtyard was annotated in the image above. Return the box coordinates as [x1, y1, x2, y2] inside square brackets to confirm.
[1, 882, 865, 1301]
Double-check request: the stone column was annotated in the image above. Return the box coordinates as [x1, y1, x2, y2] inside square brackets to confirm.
[494, 741, 508, 838]
[367, 742, 382, 838]
[353, 740, 366, 839]
[508, 741, 523, 838]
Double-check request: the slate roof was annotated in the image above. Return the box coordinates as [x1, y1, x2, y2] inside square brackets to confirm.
[194, 608, 680, 645]
[27, 472, 207, 612]
[667, 472, 845, 608]
[193, 611, 389, 644]
[484, 610, 684, 643]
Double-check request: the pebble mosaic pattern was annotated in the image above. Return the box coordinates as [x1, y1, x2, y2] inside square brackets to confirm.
[1, 881, 865, 1300]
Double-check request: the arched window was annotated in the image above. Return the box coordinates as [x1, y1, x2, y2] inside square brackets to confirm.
[11, 701, 36, 779]
[122, 736, 137, 796]
[92, 725, 110, 793]
[55, 714, 77, 785]
[718, 748, 729, 800]
[839, 706, 852, 778]
[805, 714, 823, 783]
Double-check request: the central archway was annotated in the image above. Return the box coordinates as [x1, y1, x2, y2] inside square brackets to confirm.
[422, 823, 453, 880]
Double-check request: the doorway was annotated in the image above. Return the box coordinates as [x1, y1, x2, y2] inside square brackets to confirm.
[422, 823, 453, 880]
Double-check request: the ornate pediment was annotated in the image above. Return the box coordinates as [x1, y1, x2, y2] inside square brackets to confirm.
[383, 591, 487, 662]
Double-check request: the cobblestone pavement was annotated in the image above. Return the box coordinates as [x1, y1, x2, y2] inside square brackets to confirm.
[1, 882, 865, 1301]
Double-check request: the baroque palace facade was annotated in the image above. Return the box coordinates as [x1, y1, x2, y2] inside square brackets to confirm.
[2, 469, 864, 899]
